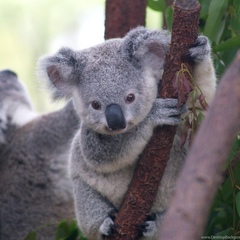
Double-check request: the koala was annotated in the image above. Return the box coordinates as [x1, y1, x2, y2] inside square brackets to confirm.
[0, 70, 38, 147]
[0, 69, 79, 240]
[38, 27, 216, 240]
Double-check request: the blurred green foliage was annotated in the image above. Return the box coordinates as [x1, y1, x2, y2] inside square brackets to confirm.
[22, 220, 86, 240]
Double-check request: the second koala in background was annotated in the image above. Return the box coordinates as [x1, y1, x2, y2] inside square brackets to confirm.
[39, 27, 216, 240]
[0, 70, 79, 240]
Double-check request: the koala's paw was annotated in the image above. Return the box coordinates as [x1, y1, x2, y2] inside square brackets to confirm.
[140, 220, 157, 238]
[150, 98, 187, 126]
[187, 35, 210, 63]
[99, 210, 117, 237]
[139, 213, 159, 238]
[99, 217, 115, 236]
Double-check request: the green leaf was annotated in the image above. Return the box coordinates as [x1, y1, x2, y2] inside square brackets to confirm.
[197, 111, 204, 124]
[79, 231, 88, 240]
[66, 220, 78, 233]
[56, 221, 69, 238]
[229, 0, 240, 34]
[215, 228, 234, 236]
[63, 229, 80, 240]
[204, 0, 228, 43]
[213, 35, 240, 52]
[236, 191, 240, 217]
[23, 232, 37, 240]
[213, 46, 239, 76]
[222, 136, 240, 170]
[165, 6, 173, 31]
[205, 205, 233, 236]
[199, 0, 211, 20]
[147, 0, 165, 12]
[55, 220, 86, 240]
[221, 161, 240, 203]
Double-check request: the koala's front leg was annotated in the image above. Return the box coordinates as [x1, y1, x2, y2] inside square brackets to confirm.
[138, 211, 165, 239]
[73, 177, 116, 240]
[147, 98, 186, 127]
[188, 36, 217, 106]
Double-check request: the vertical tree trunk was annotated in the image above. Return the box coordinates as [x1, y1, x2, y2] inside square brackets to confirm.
[105, 0, 147, 39]
[106, 0, 200, 239]
[159, 51, 240, 240]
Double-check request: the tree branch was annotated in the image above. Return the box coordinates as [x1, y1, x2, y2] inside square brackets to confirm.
[106, 0, 200, 239]
[159, 51, 240, 240]
[105, 0, 147, 39]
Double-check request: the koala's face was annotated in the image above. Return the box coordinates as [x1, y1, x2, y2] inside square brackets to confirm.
[39, 27, 169, 135]
[72, 41, 158, 135]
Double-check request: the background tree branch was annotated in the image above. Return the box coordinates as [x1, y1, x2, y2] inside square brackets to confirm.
[159, 50, 240, 240]
[105, 0, 147, 39]
[105, 0, 200, 239]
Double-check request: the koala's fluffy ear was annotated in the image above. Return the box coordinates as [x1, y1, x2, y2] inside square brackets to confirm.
[121, 26, 170, 77]
[38, 48, 86, 100]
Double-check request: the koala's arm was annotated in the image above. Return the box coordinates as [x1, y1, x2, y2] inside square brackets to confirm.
[146, 98, 186, 127]
[189, 36, 217, 107]
[72, 176, 115, 240]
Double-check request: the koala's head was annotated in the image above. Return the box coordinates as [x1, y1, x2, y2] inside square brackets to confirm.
[0, 70, 31, 104]
[0, 69, 37, 145]
[38, 27, 170, 135]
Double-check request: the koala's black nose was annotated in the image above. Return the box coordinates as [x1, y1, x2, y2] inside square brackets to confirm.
[105, 104, 126, 131]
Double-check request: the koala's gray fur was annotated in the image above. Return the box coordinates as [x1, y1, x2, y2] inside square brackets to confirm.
[0, 70, 37, 146]
[38, 27, 216, 240]
[0, 70, 79, 240]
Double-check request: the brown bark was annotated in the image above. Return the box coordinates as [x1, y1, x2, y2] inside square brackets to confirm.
[106, 0, 200, 239]
[159, 51, 240, 240]
[105, 0, 147, 39]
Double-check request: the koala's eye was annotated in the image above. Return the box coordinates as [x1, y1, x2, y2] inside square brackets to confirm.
[125, 93, 135, 104]
[91, 100, 101, 110]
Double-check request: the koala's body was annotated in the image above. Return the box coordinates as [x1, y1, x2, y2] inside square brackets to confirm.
[39, 27, 216, 240]
[0, 70, 79, 240]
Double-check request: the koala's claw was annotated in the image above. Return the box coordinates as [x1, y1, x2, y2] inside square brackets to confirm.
[187, 35, 210, 63]
[149, 98, 188, 127]
[99, 217, 116, 236]
[99, 209, 117, 236]
[138, 213, 157, 238]
[99, 211, 117, 237]
[108, 209, 118, 220]
[191, 35, 208, 47]
[139, 220, 157, 238]
[170, 104, 188, 116]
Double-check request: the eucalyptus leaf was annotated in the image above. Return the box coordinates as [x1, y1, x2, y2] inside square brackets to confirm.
[215, 228, 234, 236]
[56, 220, 72, 238]
[236, 191, 240, 217]
[223, 136, 240, 169]
[147, 0, 165, 12]
[204, 0, 228, 43]
[230, 0, 240, 34]
[55, 220, 85, 240]
[165, 5, 173, 31]
[199, 0, 211, 20]
[214, 35, 240, 52]
[23, 232, 37, 240]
